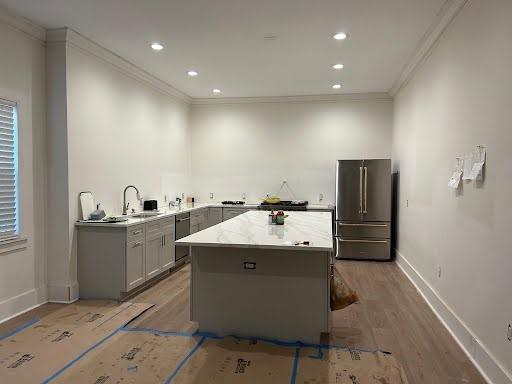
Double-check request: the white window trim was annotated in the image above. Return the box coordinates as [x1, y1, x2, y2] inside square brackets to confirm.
[0, 97, 20, 242]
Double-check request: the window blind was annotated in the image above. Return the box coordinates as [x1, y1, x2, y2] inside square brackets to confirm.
[0, 99, 18, 240]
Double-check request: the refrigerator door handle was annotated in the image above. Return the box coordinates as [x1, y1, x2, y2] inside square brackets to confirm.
[363, 166, 368, 214]
[339, 239, 388, 244]
[359, 166, 363, 214]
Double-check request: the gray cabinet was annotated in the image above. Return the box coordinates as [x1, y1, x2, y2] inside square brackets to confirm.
[161, 219, 175, 270]
[191, 209, 208, 233]
[77, 216, 175, 300]
[146, 228, 162, 280]
[126, 238, 145, 290]
[222, 207, 250, 221]
[207, 207, 223, 227]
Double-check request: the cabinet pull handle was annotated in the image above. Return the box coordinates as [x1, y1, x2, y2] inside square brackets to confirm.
[132, 241, 143, 247]
[363, 166, 368, 214]
[339, 239, 387, 244]
[132, 229, 143, 235]
[177, 217, 190, 222]
[359, 167, 363, 214]
[340, 223, 387, 227]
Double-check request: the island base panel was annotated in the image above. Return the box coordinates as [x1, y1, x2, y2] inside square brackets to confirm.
[190, 246, 330, 344]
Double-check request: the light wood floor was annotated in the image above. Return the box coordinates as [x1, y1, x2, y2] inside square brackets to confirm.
[0, 260, 486, 384]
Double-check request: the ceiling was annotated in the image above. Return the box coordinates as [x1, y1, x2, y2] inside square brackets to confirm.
[0, 0, 447, 98]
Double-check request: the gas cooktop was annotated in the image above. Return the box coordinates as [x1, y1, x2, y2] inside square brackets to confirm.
[258, 200, 308, 211]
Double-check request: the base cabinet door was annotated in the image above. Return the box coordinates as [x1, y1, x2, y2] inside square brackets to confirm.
[161, 227, 175, 270]
[126, 239, 145, 291]
[146, 233, 162, 280]
[208, 207, 222, 227]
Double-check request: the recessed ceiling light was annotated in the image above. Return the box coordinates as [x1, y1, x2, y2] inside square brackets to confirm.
[332, 84, 342, 89]
[333, 32, 347, 40]
[187, 70, 198, 77]
[151, 42, 163, 51]
[333, 63, 344, 70]
[212, 89, 222, 94]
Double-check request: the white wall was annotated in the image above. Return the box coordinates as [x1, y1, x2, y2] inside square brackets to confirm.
[393, 0, 512, 381]
[45, 31, 191, 302]
[0, 17, 46, 319]
[190, 98, 393, 204]
[66, 46, 191, 218]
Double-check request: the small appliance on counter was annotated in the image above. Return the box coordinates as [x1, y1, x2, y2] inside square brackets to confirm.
[89, 204, 106, 220]
[222, 200, 245, 205]
[143, 199, 158, 211]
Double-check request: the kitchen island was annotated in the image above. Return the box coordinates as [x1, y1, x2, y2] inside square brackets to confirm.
[176, 210, 333, 343]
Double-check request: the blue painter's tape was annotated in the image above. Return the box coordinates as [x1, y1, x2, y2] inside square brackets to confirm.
[121, 326, 386, 354]
[289, 347, 300, 384]
[120, 327, 195, 338]
[41, 326, 122, 384]
[120, 326, 222, 340]
[163, 336, 206, 384]
[308, 347, 324, 360]
[0, 318, 39, 341]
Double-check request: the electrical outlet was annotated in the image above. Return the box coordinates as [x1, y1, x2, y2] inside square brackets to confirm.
[209, 193, 214, 200]
[319, 193, 324, 202]
[164, 195, 167, 202]
[507, 324, 511, 342]
[242, 193, 246, 200]
[406, 199, 409, 208]
[181, 192, 185, 200]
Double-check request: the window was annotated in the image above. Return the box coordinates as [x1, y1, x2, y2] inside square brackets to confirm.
[0, 99, 18, 240]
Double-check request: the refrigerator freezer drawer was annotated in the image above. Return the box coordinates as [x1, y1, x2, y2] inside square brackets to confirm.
[336, 222, 390, 239]
[336, 238, 391, 260]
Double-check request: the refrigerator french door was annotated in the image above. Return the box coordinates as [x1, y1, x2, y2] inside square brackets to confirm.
[335, 159, 391, 260]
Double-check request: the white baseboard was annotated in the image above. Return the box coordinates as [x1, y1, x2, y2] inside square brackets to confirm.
[396, 250, 512, 384]
[0, 286, 48, 324]
[47, 281, 79, 303]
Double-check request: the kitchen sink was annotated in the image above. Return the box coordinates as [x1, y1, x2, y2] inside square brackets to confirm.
[131, 211, 162, 218]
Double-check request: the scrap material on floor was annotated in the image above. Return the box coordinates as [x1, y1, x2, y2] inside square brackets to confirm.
[0, 301, 153, 383]
[1, 307, 409, 384]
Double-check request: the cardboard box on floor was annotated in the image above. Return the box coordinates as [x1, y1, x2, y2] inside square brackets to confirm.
[45, 330, 409, 384]
[0, 301, 153, 384]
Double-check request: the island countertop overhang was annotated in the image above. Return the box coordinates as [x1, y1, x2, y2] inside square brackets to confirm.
[176, 210, 333, 252]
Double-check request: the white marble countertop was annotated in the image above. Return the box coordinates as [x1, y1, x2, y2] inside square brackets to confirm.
[176, 210, 333, 252]
[75, 202, 333, 228]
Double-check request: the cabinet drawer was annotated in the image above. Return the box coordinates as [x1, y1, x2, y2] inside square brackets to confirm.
[127, 225, 145, 242]
[161, 217, 175, 231]
[337, 238, 390, 260]
[336, 222, 390, 239]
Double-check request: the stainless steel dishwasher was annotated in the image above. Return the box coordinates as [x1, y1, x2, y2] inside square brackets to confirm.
[175, 212, 190, 264]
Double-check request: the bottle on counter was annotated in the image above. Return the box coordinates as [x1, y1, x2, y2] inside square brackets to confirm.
[268, 210, 275, 224]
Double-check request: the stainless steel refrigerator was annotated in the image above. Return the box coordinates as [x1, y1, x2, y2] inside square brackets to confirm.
[335, 159, 391, 260]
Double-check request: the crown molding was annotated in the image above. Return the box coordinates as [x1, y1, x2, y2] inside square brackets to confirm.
[46, 27, 192, 103]
[0, 5, 46, 43]
[389, 0, 469, 97]
[191, 92, 392, 105]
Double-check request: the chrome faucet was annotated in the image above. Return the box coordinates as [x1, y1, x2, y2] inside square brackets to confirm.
[122, 185, 141, 215]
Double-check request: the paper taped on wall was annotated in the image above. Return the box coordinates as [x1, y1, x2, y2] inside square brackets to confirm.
[462, 145, 486, 181]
